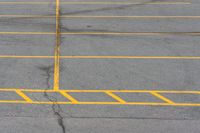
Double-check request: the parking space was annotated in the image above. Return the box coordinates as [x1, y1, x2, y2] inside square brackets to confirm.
[0, 0, 200, 132]
[0, 0, 199, 105]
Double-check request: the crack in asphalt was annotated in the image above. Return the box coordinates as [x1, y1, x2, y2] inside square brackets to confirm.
[43, 92, 67, 133]
[37, 65, 67, 133]
[38, 65, 53, 89]
[63, 0, 163, 15]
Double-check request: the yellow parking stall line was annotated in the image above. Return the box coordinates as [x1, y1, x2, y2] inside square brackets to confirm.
[0, 101, 200, 106]
[0, 32, 55, 35]
[0, 32, 199, 35]
[60, 91, 78, 103]
[0, 2, 52, 5]
[1, 15, 200, 19]
[53, 0, 61, 91]
[0, 89, 198, 94]
[0, 2, 191, 5]
[0, 15, 55, 18]
[60, 56, 200, 59]
[0, 89, 198, 106]
[0, 100, 71, 104]
[61, 16, 200, 19]
[1, 55, 200, 59]
[150, 92, 174, 104]
[15, 90, 33, 103]
[73, 102, 200, 106]
[60, 2, 191, 5]
[0, 55, 54, 58]
[61, 32, 200, 36]
[105, 91, 126, 103]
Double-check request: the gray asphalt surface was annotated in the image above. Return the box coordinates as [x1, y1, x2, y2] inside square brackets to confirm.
[0, 0, 200, 133]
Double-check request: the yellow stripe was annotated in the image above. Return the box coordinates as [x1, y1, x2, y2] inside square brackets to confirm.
[0, 101, 199, 106]
[61, 56, 200, 59]
[0, 55, 54, 58]
[15, 90, 33, 102]
[60, 2, 191, 5]
[150, 92, 174, 104]
[60, 91, 78, 103]
[53, 0, 60, 91]
[0, 32, 199, 35]
[61, 32, 200, 35]
[0, 89, 199, 94]
[0, 32, 54, 35]
[1, 15, 200, 19]
[0, 55, 199, 59]
[1, 55, 200, 59]
[61, 16, 200, 19]
[105, 92, 126, 103]
[0, 15, 55, 18]
[0, 2, 191, 5]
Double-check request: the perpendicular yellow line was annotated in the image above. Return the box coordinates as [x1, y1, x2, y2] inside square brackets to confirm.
[53, 0, 60, 91]
[61, 32, 200, 36]
[0, 32, 199, 36]
[0, 15, 55, 18]
[60, 56, 200, 59]
[1, 15, 200, 19]
[0, 2, 191, 5]
[0, 55, 54, 58]
[0, 89, 199, 94]
[0, 32, 55, 35]
[1, 101, 200, 106]
[1, 55, 200, 59]
[61, 16, 200, 19]
[60, 2, 191, 5]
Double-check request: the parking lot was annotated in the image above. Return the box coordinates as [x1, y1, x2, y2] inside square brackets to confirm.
[0, 0, 200, 132]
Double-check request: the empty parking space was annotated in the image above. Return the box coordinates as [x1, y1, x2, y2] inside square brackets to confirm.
[0, 0, 199, 105]
[0, 0, 200, 132]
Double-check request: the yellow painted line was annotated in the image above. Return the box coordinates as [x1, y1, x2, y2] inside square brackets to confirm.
[0, 32, 199, 36]
[61, 16, 200, 19]
[60, 91, 78, 103]
[0, 89, 198, 106]
[55, 1, 191, 5]
[15, 90, 33, 102]
[0, 2, 191, 5]
[1, 15, 200, 19]
[0, 100, 71, 104]
[0, 55, 54, 58]
[1, 55, 200, 59]
[61, 32, 200, 36]
[0, 32, 54, 35]
[0, 89, 199, 94]
[150, 92, 174, 104]
[0, 15, 55, 18]
[53, 0, 61, 91]
[60, 56, 200, 59]
[105, 92, 126, 103]
[1, 101, 200, 106]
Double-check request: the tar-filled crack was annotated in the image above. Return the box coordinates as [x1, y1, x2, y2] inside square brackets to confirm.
[63, 0, 162, 15]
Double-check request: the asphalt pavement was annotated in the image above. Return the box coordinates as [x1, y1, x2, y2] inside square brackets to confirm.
[0, 0, 200, 133]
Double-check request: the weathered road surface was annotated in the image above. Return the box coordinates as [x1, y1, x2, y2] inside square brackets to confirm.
[0, 0, 200, 133]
